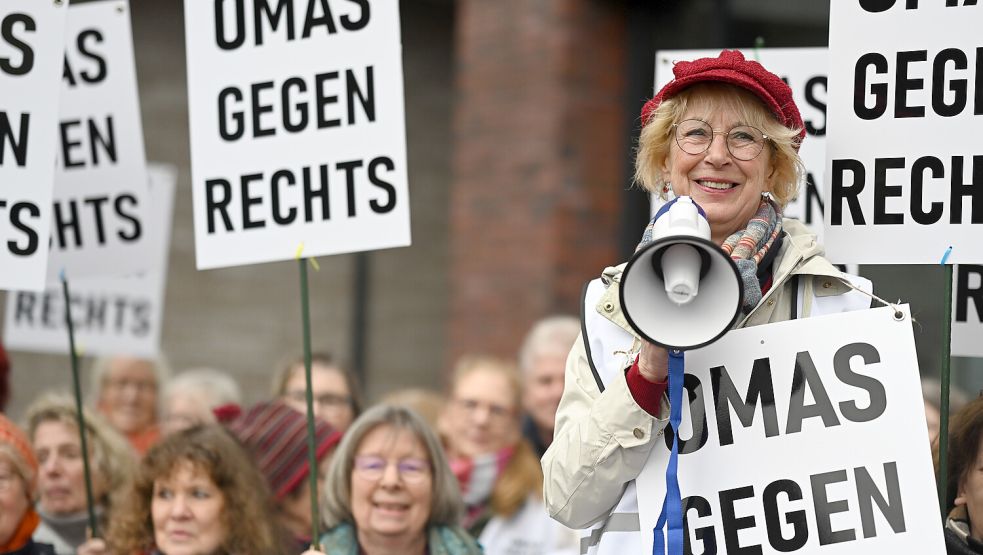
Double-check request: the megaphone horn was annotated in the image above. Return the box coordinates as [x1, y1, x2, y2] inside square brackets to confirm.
[620, 196, 743, 351]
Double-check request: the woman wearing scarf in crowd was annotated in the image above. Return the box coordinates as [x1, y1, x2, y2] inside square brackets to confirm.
[938, 396, 983, 554]
[25, 394, 136, 555]
[99, 425, 284, 555]
[315, 404, 482, 555]
[439, 355, 577, 554]
[0, 414, 54, 555]
[542, 50, 874, 552]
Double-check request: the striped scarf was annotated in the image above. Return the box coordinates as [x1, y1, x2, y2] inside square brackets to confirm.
[636, 196, 783, 315]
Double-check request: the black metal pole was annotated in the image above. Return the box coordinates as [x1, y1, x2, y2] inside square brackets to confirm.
[61, 276, 99, 537]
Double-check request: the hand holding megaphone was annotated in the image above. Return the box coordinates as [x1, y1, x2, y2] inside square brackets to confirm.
[637, 340, 670, 383]
[620, 196, 743, 351]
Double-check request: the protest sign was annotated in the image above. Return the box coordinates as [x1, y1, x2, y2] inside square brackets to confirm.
[656, 48, 830, 240]
[636, 305, 943, 553]
[184, 0, 410, 269]
[4, 163, 175, 358]
[825, 2, 983, 264]
[50, 0, 152, 281]
[0, 1, 67, 290]
[953, 264, 983, 358]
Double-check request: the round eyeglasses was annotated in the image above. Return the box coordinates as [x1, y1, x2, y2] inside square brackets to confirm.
[671, 119, 769, 161]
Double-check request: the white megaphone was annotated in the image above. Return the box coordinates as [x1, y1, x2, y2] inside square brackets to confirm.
[620, 196, 743, 350]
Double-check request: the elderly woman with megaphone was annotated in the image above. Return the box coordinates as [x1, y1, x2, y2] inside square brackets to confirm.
[541, 50, 874, 553]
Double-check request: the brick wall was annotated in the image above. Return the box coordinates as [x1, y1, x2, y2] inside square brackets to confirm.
[447, 0, 629, 366]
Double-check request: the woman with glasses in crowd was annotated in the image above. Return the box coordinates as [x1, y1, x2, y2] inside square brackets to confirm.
[315, 404, 481, 555]
[273, 353, 362, 433]
[90, 356, 170, 456]
[542, 50, 875, 552]
[438, 355, 576, 554]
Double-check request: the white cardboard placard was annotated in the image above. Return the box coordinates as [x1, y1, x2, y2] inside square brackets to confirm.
[0, 1, 68, 291]
[655, 48, 831, 241]
[636, 306, 943, 553]
[184, 0, 410, 269]
[953, 264, 983, 358]
[4, 163, 175, 358]
[825, 2, 983, 264]
[49, 0, 151, 281]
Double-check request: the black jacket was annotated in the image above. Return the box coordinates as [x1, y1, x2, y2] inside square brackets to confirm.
[947, 527, 983, 555]
[1, 540, 55, 555]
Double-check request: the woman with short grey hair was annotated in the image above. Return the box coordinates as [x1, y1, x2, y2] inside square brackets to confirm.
[317, 404, 481, 555]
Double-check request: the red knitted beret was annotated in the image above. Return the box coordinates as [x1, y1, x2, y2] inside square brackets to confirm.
[227, 401, 341, 501]
[641, 50, 805, 147]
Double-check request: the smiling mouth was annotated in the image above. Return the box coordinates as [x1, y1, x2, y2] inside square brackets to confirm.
[696, 179, 738, 190]
[374, 502, 410, 512]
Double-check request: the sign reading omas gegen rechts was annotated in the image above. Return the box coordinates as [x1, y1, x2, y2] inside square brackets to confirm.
[825, 1, 983, 264]
[0, 1, 67, 291]
[184, 0, 410, 269]
[50, 0, 152, 281]
[636, 306, 943, 553]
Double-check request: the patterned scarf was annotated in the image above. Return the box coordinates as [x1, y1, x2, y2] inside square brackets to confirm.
[636, 195, 783, 315]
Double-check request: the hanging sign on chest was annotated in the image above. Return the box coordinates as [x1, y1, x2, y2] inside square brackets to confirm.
[636, 306, 943, 554]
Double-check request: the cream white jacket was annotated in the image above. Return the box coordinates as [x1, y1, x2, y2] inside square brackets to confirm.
[542, 219, 873, 554]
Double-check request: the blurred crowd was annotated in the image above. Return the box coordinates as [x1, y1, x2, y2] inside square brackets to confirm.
[0, 315, 582, 555]
[0, 318, 970, 555]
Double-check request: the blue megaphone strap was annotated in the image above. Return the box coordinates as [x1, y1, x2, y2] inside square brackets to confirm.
[653, 349, 685, 555]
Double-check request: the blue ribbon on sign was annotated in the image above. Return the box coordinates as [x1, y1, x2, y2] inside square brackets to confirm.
[653, 349, 685, 555]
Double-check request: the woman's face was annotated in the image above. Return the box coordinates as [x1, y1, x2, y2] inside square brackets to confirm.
[283, 364, 355, 432]
[0, 457, 30, 546]
[350, 425, 433, 544]
[98, 357, 159, 434]
[34, 420, 105, 516]
[662, 102, 774, 244]
[152, 460, 226, 555]
[442, 368, 519, 459]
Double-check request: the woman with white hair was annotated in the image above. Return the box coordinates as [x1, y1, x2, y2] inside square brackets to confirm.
[89, 355, 170, 455]
[518, 315, 580, 458]
[161, 368, 242, 435]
